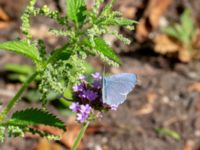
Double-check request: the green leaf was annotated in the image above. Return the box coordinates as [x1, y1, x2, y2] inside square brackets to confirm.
[5, 64, 34, 75]
[7, 74, 28, 82]
[101, 0, 115, 15]
[180, 9, 194, 41]
[164, 26, 180, 39]
[94, 38, 121, 64]
[66, 0, 86, 23]
[0, 40, 41, 62]
[155, 128, 181, 140]
[8, 108, 66, 131]
[48, 45, 72, 63]
[101, 18, 137, 26]
[27, 128, 61, 140]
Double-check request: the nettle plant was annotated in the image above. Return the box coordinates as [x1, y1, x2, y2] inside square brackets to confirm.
[0, 0, 135, 148]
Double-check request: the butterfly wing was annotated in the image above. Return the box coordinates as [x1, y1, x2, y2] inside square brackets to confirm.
[103, 73, 137, 106]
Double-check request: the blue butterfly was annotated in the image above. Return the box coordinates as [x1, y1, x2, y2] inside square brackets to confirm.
[102, 73, 137, 106]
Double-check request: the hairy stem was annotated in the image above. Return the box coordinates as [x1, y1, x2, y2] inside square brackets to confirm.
[71, 121, 90, 150]
[0, 72, 38, 122]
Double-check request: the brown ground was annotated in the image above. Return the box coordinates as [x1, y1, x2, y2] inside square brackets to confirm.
[0, 0, 200, 150]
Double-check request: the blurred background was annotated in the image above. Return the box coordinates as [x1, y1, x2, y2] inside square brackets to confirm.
[0, 0, 200, 149]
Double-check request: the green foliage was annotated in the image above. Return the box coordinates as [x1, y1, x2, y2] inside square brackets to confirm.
[66, 0, 86, 24]
[7, 108, 66, 131]
[0, 127, 5, 142]
[8, 126, 25, 137]
[164, 9, 194, 44]
[94, 38, 121, 64]
[0, 0, 135, 140]
[0, 40, 41, 63]
[5, 63, 34, 75]
[155, 128, 181, 140]
[27, 128, 61, 140]
[5, 63, 34, 82]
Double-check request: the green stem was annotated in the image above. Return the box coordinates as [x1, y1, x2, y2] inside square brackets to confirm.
[0, 72, 38, 122]
[71, 121, 90, 150]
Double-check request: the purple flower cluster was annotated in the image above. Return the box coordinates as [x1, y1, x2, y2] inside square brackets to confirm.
[69, 103, 91, 123]
[69, 72, 117, 123]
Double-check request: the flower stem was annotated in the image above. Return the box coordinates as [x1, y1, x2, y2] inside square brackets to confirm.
[0, 72, 38, 122]
[71, 121, 90, 150]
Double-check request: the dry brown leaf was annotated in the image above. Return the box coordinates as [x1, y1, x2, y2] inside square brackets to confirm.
[119, 5, 136, 19]
[0, 7, 9, 21]
[183, 140, 196, 150]
[146, 91, 158, 104]
[154, 34, 195, 62]
[37, 139, 50, 150]
[136, 0, 172, 41]
[178, 48, 192, 62]
[63, 123, 83, 149]
[0, 21, 14, 29]
[134, 104, 153, 115]
[147, 0, 172, 28]
[25, 123, 83, 149]
[188, 82, 200, 92]
[136, 18, 150, 41]
[154, 34, 180, 54]
[37, 138, 63, 150]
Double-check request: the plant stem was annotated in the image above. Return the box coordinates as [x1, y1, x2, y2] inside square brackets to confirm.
[0, 72, 38, 122]
[71, 121, 90, 150]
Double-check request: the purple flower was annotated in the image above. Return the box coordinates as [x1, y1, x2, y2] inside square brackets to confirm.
[92, 72, 102, 80]
[92, 80, 101, 89]
[76, 104, 91, 123]
[80, 104, 91, 114]
[82, 90, 98, 101]
[77, 113, 88, 123]
[72, 83, 84, 92]
[111, 105, 118, 111]
[69, 102, 80, 112]
[79, 75, 85, 81]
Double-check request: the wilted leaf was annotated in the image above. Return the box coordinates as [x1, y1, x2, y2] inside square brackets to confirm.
[135, 104, 153, 115]
[37, 138, 62, 150]
[188, 82, 200, 92]
[154, 34, 180, 54]
[178, 47, 192, 62]
[119, 5, 136, 19]
[146, 91, 158, 104]
[183, 140, 196, 150]
[136, 0, 172, 41]
[0, 7, 9, 21]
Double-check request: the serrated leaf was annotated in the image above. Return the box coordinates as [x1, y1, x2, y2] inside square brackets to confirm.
[48, 45, 72, 63]
[101, 0, 115, 15]
[0, 40, 41, 62]
[101, 18, 137, 26]
[27, 128, 61, 140]
[8, 108, 66, 131]
[66, 0, 86, 23]
[94, 38, 121, 64]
